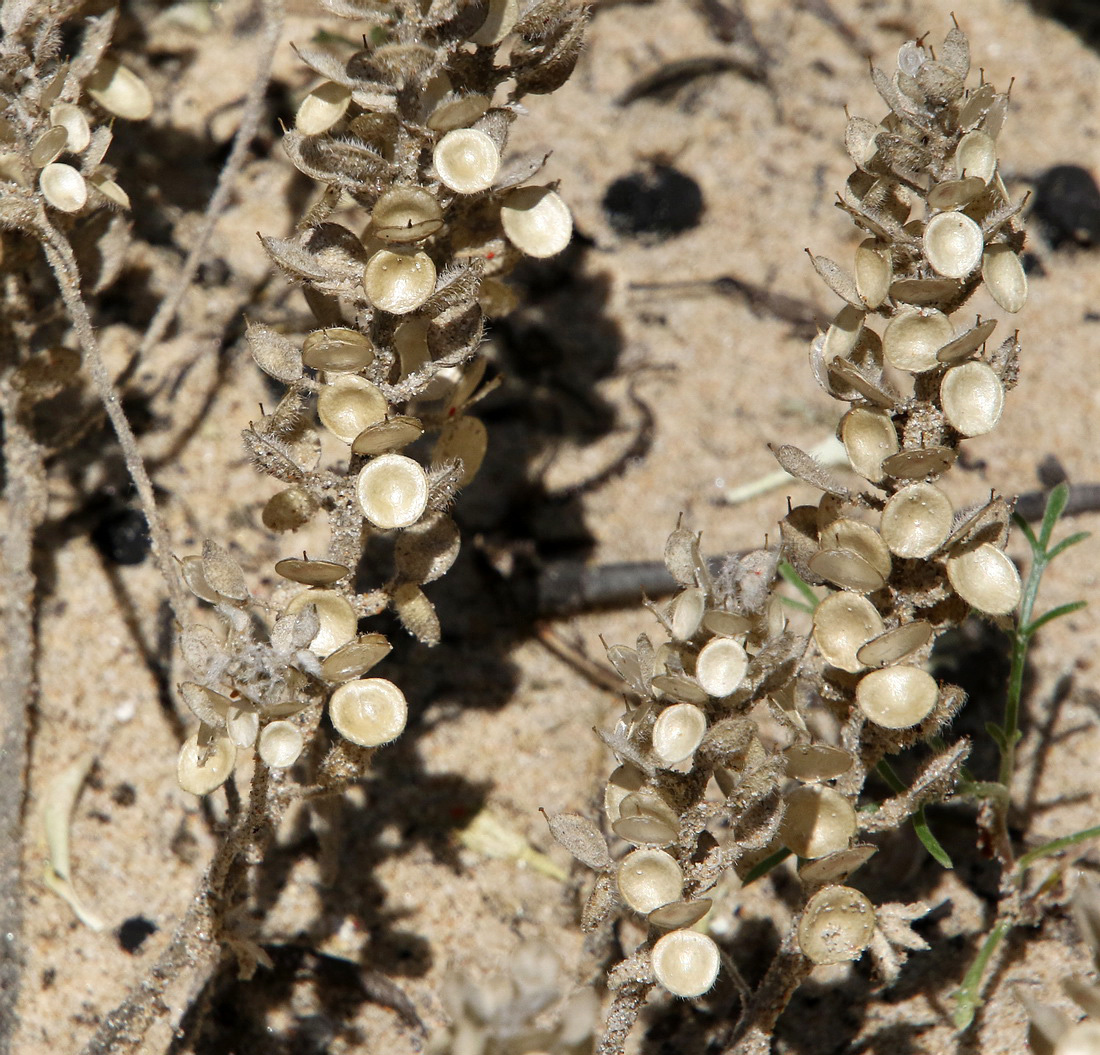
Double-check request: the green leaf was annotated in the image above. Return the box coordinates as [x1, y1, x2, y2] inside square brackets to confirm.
[1038, 482, 1071, 550]
[778, 596, 815, 615]
[1024, 600, 1088, 637]
[953, 919, 1011, 1029]
[1016, 824, 1100, 875]
[778, 561, 820, 610]
[984, 721, 1007, 751]
[913, 806, 953, 869]
[742, 847, 792, 886]
[1011, 512, 1040, 554]
[1046, 530, 1091, 563]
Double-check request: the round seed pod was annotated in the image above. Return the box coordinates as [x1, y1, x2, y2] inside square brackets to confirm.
[927, 176, 985, 210]
[177, 733, 236, 796]
[284, 589, 357, 657]
[31, 125, 69, 167]
[612, 789, 679, 846]
[617, 848, 684, 914]
[783, 743, 853, 782]
[427, 93, 491, 132]
[695, 637, 748, 698]
[434, 415, 488, 487]
[946, 542, 1022, 615]
[669, 587, 706, 640]
[356, 453, 429, 529]
[274, 557, 348, 586]
[779, 785, 856, 860]
[924, 211, 983, 279]
[812, 591, 884, 673]
[352, 416, 424, 456]
[604, 763, 646, 825]
[226, 709, 259, 749]
[39, 163, 87, 212]
[809, 549, 886, 594]
[650, 673, 709, 705]
[882, 446, 956, 481]
[259, 720, 304, 768]
[470, 0, 519, 45]
[652, 703, 707, 765]
[321, 634, 392, 682]
[841, 407, 899, 484]
[262, 486, 317, 532]
[317, 375, 387, 444]
[889, 276, 960, 306]
[1054, 1022, 1100, 1055]
[180, 555, 221, 604]
[820, 519, 892, 582]
[701, 609, 752, 637]
[856, 665, 938, 729]
[958, 83, 995, 130]
[651, 931, 721, 999]
[500, 186, 572, 258]
[936, 317, 998, 365]
[798, 845, 877, 888]
[954, 129, 996, 183]
[941, 361, 1004, 437]
[883, 308, 954, 373]
[856, 620, 933, 668]
[295, 80, 351, 135]
[371, 186, 444, 244]
[821, 305, 865, 363]
[85, 58, 154, 121]
[329, 677, 408, 746]
[854, 240, 890, 309]
[649, 899, 712, 930]
[302, 327, 374, 373]
[797, 885, 875, 965]
[433, 128, 499, 193]
[363, 249, 437, 315]
[982, 243, 1028, 313]
[881, 483, 953, 559]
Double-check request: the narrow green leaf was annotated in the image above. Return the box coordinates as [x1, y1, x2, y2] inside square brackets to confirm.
[1016, 824, 1100, 874]
[778, 561, 820, 610]
[875, 759, 907, 795]
[742, 847, 792, 886]
[778, 596, 815, 615]
[1046, 531, 1091, 563]
[984, 721, 1007, 751]
[913, 806, 953, 869]
[1011, 512, 1040, 553]
[1024, 601, 1088, 637]
[952, 919, 1011, 1030]
[1039, 482, 1071, 550]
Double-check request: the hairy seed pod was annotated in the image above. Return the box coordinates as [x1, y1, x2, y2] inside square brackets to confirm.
[284, 589, 358, 656]
[433, 128, 500, 193]
[856, 664, 938, 728]
[694, 637, 748, 697]
[321, 635, 392, 683]
[617, 848, 684, 914]
[295, 81, 352, 135]
[262, 486, 317, 532]
[798, 885, 875, 964]
[352, 416, 425, 456]
[259, 721, 304, 768]
[177, 733, 236, 796]
[651, 930, 721, 998]
[427, 93, 491, 132]
[783, 743, 853, 782]
[363, 249, 437, 314]
[329, 677, 408, 746]
[317, 375, 387, 443]
[302, 327, 374, 372]
[371, 186, 444, 243]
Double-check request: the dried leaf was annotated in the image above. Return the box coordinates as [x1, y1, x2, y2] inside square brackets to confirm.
[542, 810, 612, 871]
[201, 539, 248, 602]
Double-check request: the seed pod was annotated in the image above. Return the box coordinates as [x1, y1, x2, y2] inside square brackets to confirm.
[855, 664, 938, 728]
[779, 785, 856, 860]
[295, 81, 352, 135]
[470, 0, 519, 45]
[812, 591, 884, 673]
[821, 305, 865, 363]
[819, 519, 892, 582]
[86, 58, 154, 121]
[798, 845, 877, 888]
[31, 125, 69, 167]
[958, 82, 995, 130]
[88, 172, 130, 209]
[329, 677, 408, 746]
[650, 673, 709, 705]
[181, 555, 221, 604]
[356, 453, 429, 529]
[946, 542, 1022, 615]
[177, 733, 236, 796]
[840, 407, 899, 484]
[941, 361, 1004, 436]
[259, 721, 304, 768]
[321, 634, 392, 682]
[927, 176, 985, 210]
[274, 557, 349, 586]
[856, 620, 933, 668]
[936, 317, 997, 365]
[371, 186, 444, 243]
[302, 327, 374, 372]
[201, 539, 248, 601]
[434, 415, 488, 487]
[604, 763, 646, 825]
[394, 513, 461, 584]
[651, 931, 721, 998]
[649, 899, 712, 930]
[954, 129, 996, 183]
[227, 709, 259, 749]
[809, 548, 886, 594]
[888, 276, 960, 306]
[39, 163, 87, 212]
[695, 637, 749, 697]
[427, 93, 491, 132]
[617, 848, 684, 914]
[783, 743, 853, 782]
[883, 308, 954, 373]
[318, 375, 387, 443]
[669, 587, 706, 640]
[924, 211, 983, 279]
[880, 483, 953, 558]
[652, 703, 707, 765]
[797, 885, 875, 965]
[433, 128, 500, 193]
[612, 788, 679, 846]
[701, 609, 752, 637]
[882, 446, 956, 481]
[854, 239, 891, 308]
[500, 185, 572, 257]
[284, 589, 358, 656]
[363, 249, 437, 314]
[393, 582, 440, 645]
[262, 486, 317, 532]
[352, 415, 425, 456]
[982, 243, 1028, 313]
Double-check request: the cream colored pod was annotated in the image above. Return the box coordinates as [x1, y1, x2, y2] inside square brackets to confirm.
[855, 665, 938, 729]
[783, 743, 853, 783]
[954, 129, 997, 183]
[923, 211, 983, 279]
[321, 634, 392, 683]
[31, 124, 68, 167]
[433, 128, 499, 193]
[177, 733, 236, 796]
[284, 589, 357, 657]
[812, 591, 884, 673]
[946, 542, 1022, 615]
[328, 677, 408, 746]
[296, 81, 352, 136]
[500, 186, 573, 258]
[797, 885, 875, 965]
[617, 848, 684, 914]
[694, 637, 748, 697]
[669, 587, 706, 641]
[982, 243, 1027, 313]
[883, 308, 953, 373]
[356, 453, 429, 530]
[263, 486, 317, 532]
[941, 361, 1004, 436]
[434, 415, 488, 487]
[651, 930, 721, 999]
[779, 785, 856, 860]
[39, 163, 87, 213]
[318, 375, 387, 444]
[258, 720, 304, 768]
[612, 787, 680, 846]
[821, 304, 864, 363]
[470, 0, 519, 45]
[371, 186, 444, 244]
[840, 407, 898, 484]
[86, 58, 154, 121]
[363, 249, 437, 315]
[880, 483, 953, 559]
[302, 327, 374, 373]
[854, 240, 890, 309]
[652, 703, 707, 766]
[49, 104, 91, 153]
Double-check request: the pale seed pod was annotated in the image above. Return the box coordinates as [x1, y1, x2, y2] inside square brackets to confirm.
[30, 125, 68, 167]
[946, 542, 1022, 615]
[854, 239, 891, 308]
[783, 743, 853, 782]
[88, 172, 130, 209]
[882, 446, 956, 481]
[39, 163, 87, 212]
[262, 486, 317, 532]
[433, 415, 488, 487]
[393, 582, 441, 645]
[809, 549, 886, 594]
[982, 243, 1028, 313]
[883, 308, 954, 373]
[857, 620, 932, 668]
[651, 931, 721, 999]
[274, 557, 348, 586]
[797, 885, 875, 965]
[363, 249, 437, 315]
[840, 407, 899, 484]
[284, 589, 358, 657]
[616, 848, 684, 914]
[612, 788, 679, 846]
[958, 82, 995, 130]
[180, 555, 221, 604]
[258, 721, 304, 768]
[433, 128, 499, 193]
[941, 361, 1005, 436]
[394, 513, 461, 584]
[669, 587, 706, 640]
[927, 176, 985, 210]
[812, 591, 884, 673]
[779, 785, 856, 860]
[371, 186, 444, 244]
[500, 186, 572, 258]
[85, 58, 154, 121]
[924, 211, 983, 279]
[701, 609, 752, 637]
[652, 703, 707, 765]
[880, 483, 953, 558]
[329, 677, 408, 746]
[856, 665, 938, 729]
[821, 305, 865, 363]
[936, 317, 997, 365]
[889, 276, 960, 306]
[302, 327, 374, 372]
[604, 763, 645, 825]
[177, 733, 236, 796]
[226, 709, 259, 749]
[649, 899, 712, 930]
[797, 845, 877, 888]
[356, 453, 429, 529]
[427, 93, 491, 132]
[295, 81, 352, 136]
[954, 129, 996, 183]
[819, 519, 892, 582]
[694, 637, 748, 697]
[321, 634, 392, 682]
[470, 0, 519, 45]
[317, 375, 387, 444]
[650, 673, 709, 705]
[352, 416, 425, 456]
